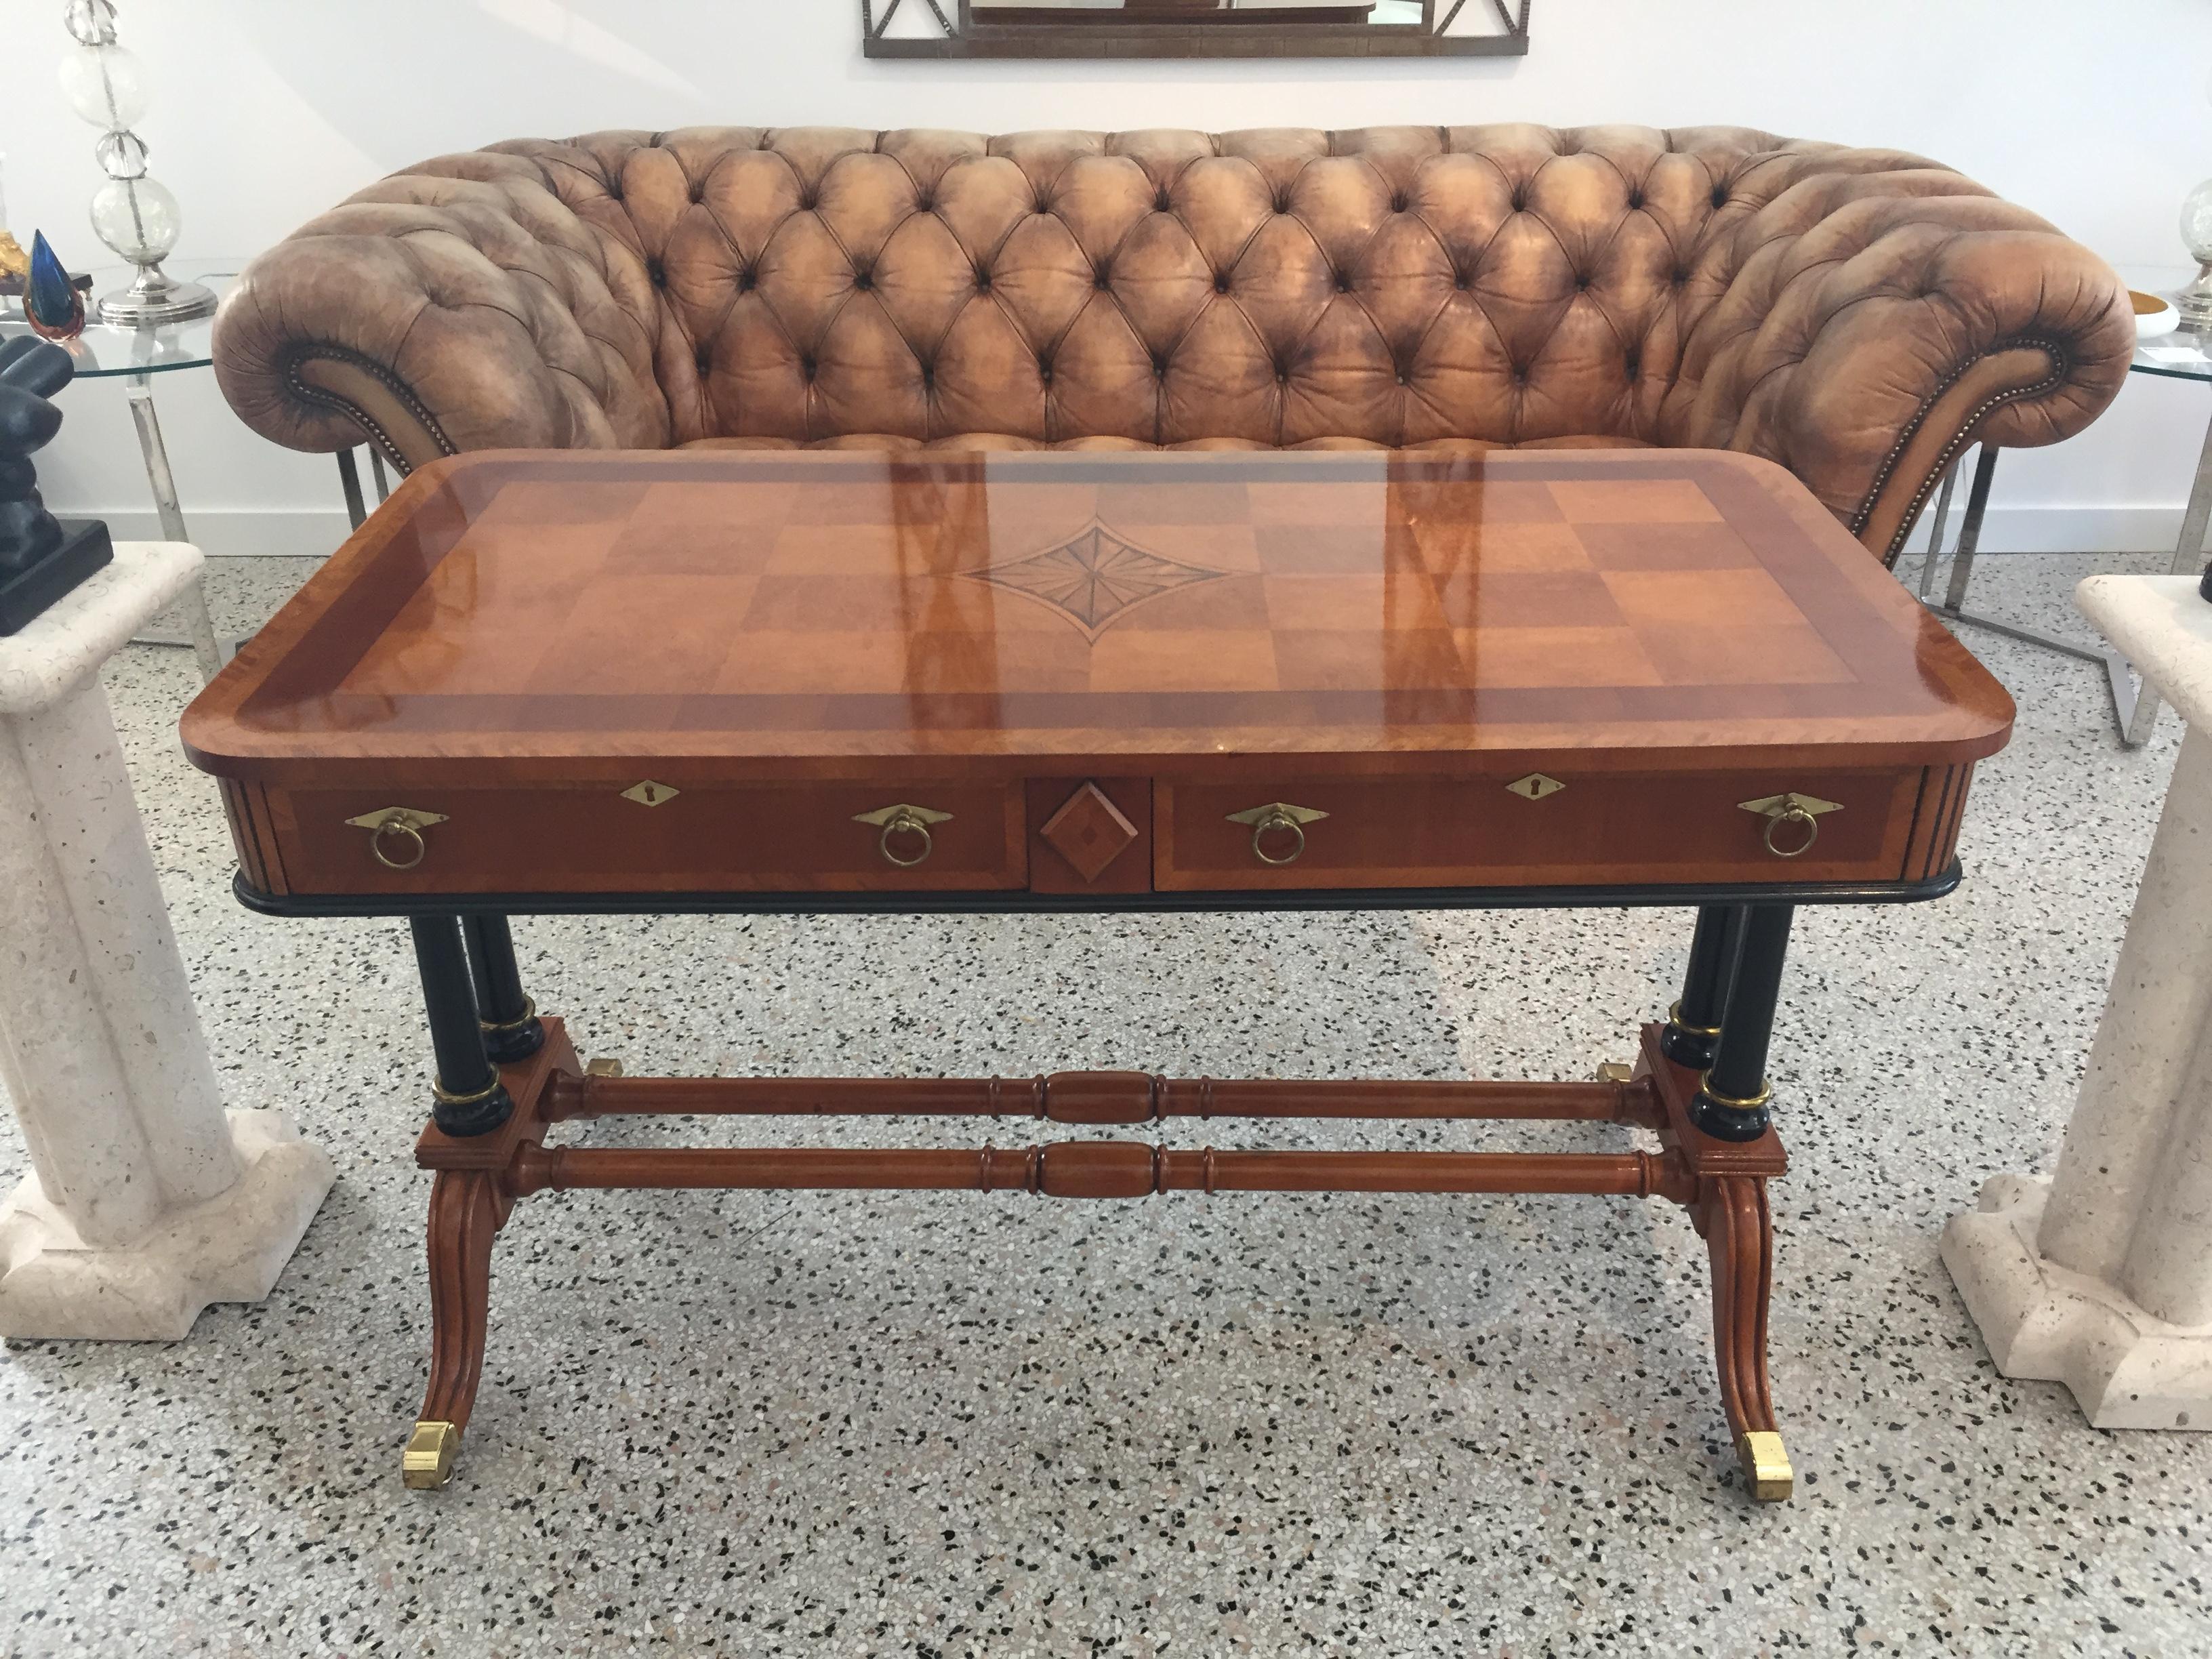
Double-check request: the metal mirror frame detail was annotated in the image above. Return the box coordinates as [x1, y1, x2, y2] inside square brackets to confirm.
[861, 0, 1532, 59]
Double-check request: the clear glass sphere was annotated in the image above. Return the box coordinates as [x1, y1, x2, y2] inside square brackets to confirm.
[94, 130, 148, 181]
[59, 42, 150, 132]
[2184, 179, 2212, 264]
[63, 0, 119, 47]
[89, 175, 180, 264]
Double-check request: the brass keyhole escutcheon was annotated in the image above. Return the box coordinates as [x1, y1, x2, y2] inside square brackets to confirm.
[853, 802, 954, 868]
[345, 806, 449, 871]
[1737, 792, 1843, 860]
[1225, 801, 1329, 866]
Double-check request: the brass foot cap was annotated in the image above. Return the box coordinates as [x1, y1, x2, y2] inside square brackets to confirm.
[1594, 1062, 1635, 1084]
[1736, 1430, 1793, 1502]
[584, 1057, 624, 1079]
[403, 1420, 460, 1490]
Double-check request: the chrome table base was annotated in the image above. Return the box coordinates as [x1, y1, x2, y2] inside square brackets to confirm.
[121, 371, 226, 678]
[131, 438, 391, 677]
[1916, 429, 2212, 748]
[336, 445, 392, 531]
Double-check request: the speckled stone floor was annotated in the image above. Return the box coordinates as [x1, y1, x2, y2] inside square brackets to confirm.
[4, 551, 2211, 1658]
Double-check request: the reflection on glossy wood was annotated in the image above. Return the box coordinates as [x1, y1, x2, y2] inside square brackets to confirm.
[183, 451, 2013, 779]
[183, 451, 2009, 902]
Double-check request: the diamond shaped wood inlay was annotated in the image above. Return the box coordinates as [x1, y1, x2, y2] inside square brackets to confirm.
[1039, 781, 1140, 883]
[968, 521, 1222, 638]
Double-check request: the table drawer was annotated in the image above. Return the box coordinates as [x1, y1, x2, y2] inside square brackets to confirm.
[248, 781, 1029, 897]
[1157, 769, 1940, 891]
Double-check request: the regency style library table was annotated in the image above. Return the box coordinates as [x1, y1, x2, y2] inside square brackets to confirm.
[180, 449, 2012, 1501]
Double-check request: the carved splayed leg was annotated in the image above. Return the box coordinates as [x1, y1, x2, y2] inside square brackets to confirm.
[405, 1015, 574, 1490]
[404, 1168, 510, 1489]
[1700, 1174, 1790, 1501]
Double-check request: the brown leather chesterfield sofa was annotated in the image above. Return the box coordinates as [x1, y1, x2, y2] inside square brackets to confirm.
[213, 124, 2133, 564]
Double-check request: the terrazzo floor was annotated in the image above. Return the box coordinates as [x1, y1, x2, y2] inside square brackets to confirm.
[5, 551, 2211, 1658]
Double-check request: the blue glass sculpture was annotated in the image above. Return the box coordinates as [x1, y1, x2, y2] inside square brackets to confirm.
[24, 231, 85, 341]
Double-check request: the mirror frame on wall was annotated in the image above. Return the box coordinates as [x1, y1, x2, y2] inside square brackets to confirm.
[861, 0, 1532, 60]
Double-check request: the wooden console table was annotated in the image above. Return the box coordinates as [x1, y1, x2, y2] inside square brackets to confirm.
[180, 449, 2013, 1500]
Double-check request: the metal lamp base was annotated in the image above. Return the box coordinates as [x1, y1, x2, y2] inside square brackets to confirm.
[95, 265, 218, 327]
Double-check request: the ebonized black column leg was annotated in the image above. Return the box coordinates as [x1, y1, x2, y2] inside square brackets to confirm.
[411, 914, 513, 1137]
[1662, 905, 1745, 1071]
[463, 914, 544, 1064]
[1689, 905, 1793, 1143]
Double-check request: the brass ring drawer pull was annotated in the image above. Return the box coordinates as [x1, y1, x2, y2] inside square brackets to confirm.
[345, 806, 449, 872]
[1226, 801, 1330, 866]
[373, 819, 428, 869]
[853, 802, 954, 868]
[1738, 792, 1843, 860]
[1762, 804, 1819, 859]
[1253, 808, 1305, 865]
[880, 811, 933, 867]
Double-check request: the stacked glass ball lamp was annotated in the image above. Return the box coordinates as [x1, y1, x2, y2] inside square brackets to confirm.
[60, 0, 215, 326]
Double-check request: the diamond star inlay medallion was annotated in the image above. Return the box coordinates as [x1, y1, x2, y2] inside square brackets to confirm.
[967, 520, 1223, 639]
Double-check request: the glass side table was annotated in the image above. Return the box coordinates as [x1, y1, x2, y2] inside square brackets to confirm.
[0, 259, 236, 677]
[1919, 265, 2212, 747]
[0, 259, 398, 680]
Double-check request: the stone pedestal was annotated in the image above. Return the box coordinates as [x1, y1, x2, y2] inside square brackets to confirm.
[1944, 574, 2212, 1429]
[0, 543, 332, 1340]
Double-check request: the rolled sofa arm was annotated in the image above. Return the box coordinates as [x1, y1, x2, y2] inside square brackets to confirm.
[212, 145, 671, 470]
[1664, 154, 2135, 564]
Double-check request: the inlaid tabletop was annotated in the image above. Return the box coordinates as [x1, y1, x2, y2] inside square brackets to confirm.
[182, 450, 2013, 781]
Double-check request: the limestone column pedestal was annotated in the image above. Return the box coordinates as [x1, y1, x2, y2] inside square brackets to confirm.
[0, 543, 333, 1340]
[1944, 573, 2212, 1429]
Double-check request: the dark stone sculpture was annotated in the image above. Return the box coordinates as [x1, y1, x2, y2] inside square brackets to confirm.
[0, 336, 112, 634]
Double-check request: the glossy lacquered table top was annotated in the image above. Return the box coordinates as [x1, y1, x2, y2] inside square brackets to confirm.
[182, 450, 2013, 781]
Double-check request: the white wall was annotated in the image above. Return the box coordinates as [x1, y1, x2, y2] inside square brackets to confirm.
[5, 0, 2209, 556]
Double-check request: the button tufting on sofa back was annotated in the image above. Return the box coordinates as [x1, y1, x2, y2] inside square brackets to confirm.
[211, 123, 2134, 562]
[495, 123, 1801, 451]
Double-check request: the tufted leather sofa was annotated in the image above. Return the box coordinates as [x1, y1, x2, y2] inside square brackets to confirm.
[213, 124, 2133, 565]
